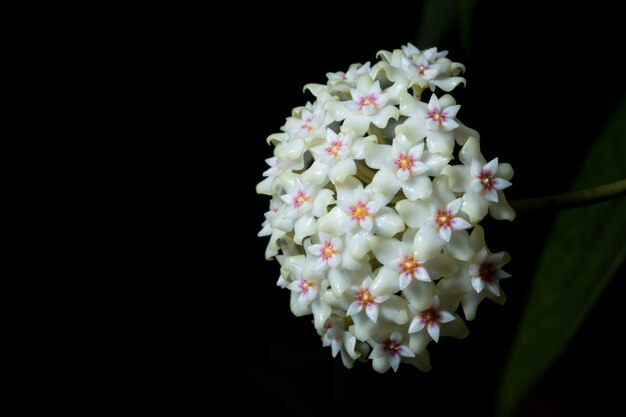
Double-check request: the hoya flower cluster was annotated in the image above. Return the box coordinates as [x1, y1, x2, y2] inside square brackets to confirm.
[257, 44, 515, 373]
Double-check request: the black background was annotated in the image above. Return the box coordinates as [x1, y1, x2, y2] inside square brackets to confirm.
[206, 3, 625, 416]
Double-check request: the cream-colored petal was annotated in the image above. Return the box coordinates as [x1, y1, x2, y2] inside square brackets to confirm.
[329, 159, 357, 184]
[369, 236, 402, 265]
[369, 169, 401, 202]
[374, 207, 406, 237]
[414, 226, 445, 259]
[301, 160, 329, 186]
[371, 267, 401, 296]
[364, 142, 393, 170]
[396, 199, 430, 228]
[317, 207, 348, 236]
[312, 189, 334, 217]
[381, 295, 409, 325]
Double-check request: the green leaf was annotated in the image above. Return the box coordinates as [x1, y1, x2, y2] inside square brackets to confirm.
[458, 0, 476, 56]
[417, 0, 458, 48]
[496, 96, 626, 417]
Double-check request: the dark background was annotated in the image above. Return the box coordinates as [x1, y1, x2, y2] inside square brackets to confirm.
[210, 3, 625, 416]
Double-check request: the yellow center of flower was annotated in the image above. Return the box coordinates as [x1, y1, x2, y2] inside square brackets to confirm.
[400, 256, 421, 276]
[435, 210, 453, 229]
[351, 202, 369, 221]
[395, 153, 415, 171]
[293, 190, 311, 208]
[321, 242, 336, 261]
[326, 140, 343, 159]
[357, 288, 373, 305]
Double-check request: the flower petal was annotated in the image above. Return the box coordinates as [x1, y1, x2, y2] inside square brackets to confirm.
[402, 175, 432, 201]
[396, 199, 430, 228]
[365, 303, 379, 322]
[364, 142, 393, 170]
[328, 268, 351, 296]
[427, 323, 440, 342]
[330, 159, 357, 184]
[374, 207, 406, 237]
[346, 301, 363, 316]
[371, 267, 401, 296]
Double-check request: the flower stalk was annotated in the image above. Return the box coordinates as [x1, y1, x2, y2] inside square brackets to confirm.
[511, 179, 626, 213]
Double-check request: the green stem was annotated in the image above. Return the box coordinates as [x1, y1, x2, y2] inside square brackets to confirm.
[510, 179, 626, 212]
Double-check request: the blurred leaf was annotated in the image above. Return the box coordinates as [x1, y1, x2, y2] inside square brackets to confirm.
[458, 0, 476, 56]
[417, 0, 457, 48]
[496, 96, 626, 417]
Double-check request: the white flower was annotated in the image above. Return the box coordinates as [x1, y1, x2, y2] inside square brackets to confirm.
[258, 44, 514, 372]
[288, 276, 320, 307]
[325, 75, 400, 136]
[408, 296, 455, 342]
[364, 133, 449, 201]
[469, 248, 511, 296]
[282, 101, 331, 143]
[428, 197, 472, 242]
[317, 177, 405, 259]
[443, 136, 516, 222]
[423, 94, 460, 132]
[326, 62, 371, 95]
[368, 331, 415, 372]
[306, 231, 360, 296]
[407, 294, 469, 353]
[256, 155, 304, 196]
[321, 316, 361, 368]
[438, 226, 511, 320]
[303, 129, 373, 185]
[373, 44, 466, 93]
[397, 92, 479, 156]
[346, 276, 389, 323]
[277, 174, 334, 244]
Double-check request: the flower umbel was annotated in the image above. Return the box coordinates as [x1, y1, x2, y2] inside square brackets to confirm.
[257, 43, 515, 373]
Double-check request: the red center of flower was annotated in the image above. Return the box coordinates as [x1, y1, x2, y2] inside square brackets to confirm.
[478, 170, 494, 190]
[419, 307, 441, 325]
[383, 338, 401, 354]
[478, 261, 496, 282]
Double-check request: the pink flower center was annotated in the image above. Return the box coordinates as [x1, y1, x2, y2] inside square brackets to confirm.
[435, 209, 454, 229]
[325, 139, 344, 159]
[383, 338, 401, 355]
[428, 110, 446, 128]
[350, 201, 370, 221]
[321, 241, 336, 261]
[356, 287, 375, 307]
[301, 117, 314, 132]
[412, 63, 427, 76]
[292, 190, 311, 209]
[358, 94, 379, 111]
[478, 170, 495, 190]
[299, 279, 315, 294]
[395, 152, 416, 171]
[399, 256, 422, 277]
[419, 307, 441, 326]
